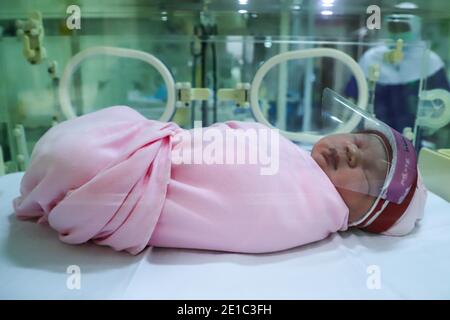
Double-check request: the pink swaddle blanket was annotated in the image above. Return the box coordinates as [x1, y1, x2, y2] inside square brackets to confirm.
[13, 106, 349, 254]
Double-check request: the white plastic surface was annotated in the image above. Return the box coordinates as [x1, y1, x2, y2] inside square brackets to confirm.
[1, 172, 449, 299]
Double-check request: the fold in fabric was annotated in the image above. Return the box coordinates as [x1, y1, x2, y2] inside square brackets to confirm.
[14, 107, 349, 255]
[14, 107, 181, 254]
[151, 121, 349, 253]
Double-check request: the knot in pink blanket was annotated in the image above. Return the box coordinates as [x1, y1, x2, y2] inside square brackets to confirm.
[14, 107, 180, 254]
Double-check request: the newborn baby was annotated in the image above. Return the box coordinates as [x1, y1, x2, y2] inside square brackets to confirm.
[13, 106, 426, 254]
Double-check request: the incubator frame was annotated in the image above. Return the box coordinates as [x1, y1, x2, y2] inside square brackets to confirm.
[58, 45, 369, 144]
[249, 48, 368, 143]
[58, 46, 176, 122]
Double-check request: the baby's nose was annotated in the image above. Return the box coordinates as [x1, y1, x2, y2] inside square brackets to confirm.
[345, 143, 360, 168]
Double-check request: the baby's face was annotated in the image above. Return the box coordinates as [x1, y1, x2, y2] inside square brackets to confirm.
[311, 133, 389, 224]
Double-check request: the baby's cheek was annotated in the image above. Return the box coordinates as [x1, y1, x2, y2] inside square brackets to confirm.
[330, 169, 367, 192]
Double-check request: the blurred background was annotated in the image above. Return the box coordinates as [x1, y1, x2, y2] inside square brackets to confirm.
[1, 0, 450, 174]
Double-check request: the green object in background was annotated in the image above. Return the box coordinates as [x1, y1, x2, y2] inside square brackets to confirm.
[418, 148, 450, 202]
[439, 149, 450, 157]
[0, 145, 5, 176]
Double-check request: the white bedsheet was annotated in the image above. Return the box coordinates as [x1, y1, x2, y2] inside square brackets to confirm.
[1, 172, 449, 299]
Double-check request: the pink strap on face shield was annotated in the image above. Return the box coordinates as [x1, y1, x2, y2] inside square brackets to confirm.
[382, 127, 418, 204]
[352, 128, 419, 233]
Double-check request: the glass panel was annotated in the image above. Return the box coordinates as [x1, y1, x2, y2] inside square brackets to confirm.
[0, 0, 445, 175]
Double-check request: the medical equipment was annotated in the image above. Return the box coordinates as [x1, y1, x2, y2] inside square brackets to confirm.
[315, 89, 426, 237]
[419, 148, 450, 201]
[0, 146, 5, 176]
[0, 2, 436, 175]
[415, 89, 450, 138]
[415, 89, 450, 201]
[192, 9, 219, 126]
[175, 82, 210, 108]
[217, 82, 251, 108]
[250, 48, 369, 143]
[15, 11, 46, 65]
[321, 88, 416, 199]
[59, 46, 369, 145]
[366, 64, 380, 116]
[59, 46, 177, 122]
[1, 0, 450, 301]
[12, 125, 29, 171]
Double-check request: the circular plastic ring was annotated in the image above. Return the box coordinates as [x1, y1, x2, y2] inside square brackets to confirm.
[250, 48, 368, 143]
[58, 46, 176, 122]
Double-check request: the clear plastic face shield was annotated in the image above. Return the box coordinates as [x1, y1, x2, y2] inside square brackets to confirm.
[385, 14, 422, 42]
[312, 89, 418, 203]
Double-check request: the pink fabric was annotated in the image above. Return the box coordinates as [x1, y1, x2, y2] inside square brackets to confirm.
[14, 106, 349, 254]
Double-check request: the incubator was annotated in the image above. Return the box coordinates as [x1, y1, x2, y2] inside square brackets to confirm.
[416, 89, 450, 201]
[0, 0, 449, 203]
[3, 0, 450, 301]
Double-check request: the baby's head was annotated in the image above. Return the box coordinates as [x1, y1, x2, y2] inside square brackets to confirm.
[311, 88, 426, 235]
[311, 130, 426, 235]
[312, 132, 389, 224]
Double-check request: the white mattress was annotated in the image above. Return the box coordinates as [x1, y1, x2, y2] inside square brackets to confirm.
[1, 172, 449, 299]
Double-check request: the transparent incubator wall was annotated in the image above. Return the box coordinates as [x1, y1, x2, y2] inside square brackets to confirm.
[0, 0, 448, 181]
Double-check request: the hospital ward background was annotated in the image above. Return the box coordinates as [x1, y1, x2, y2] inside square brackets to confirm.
[1, 0, 450, 300]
